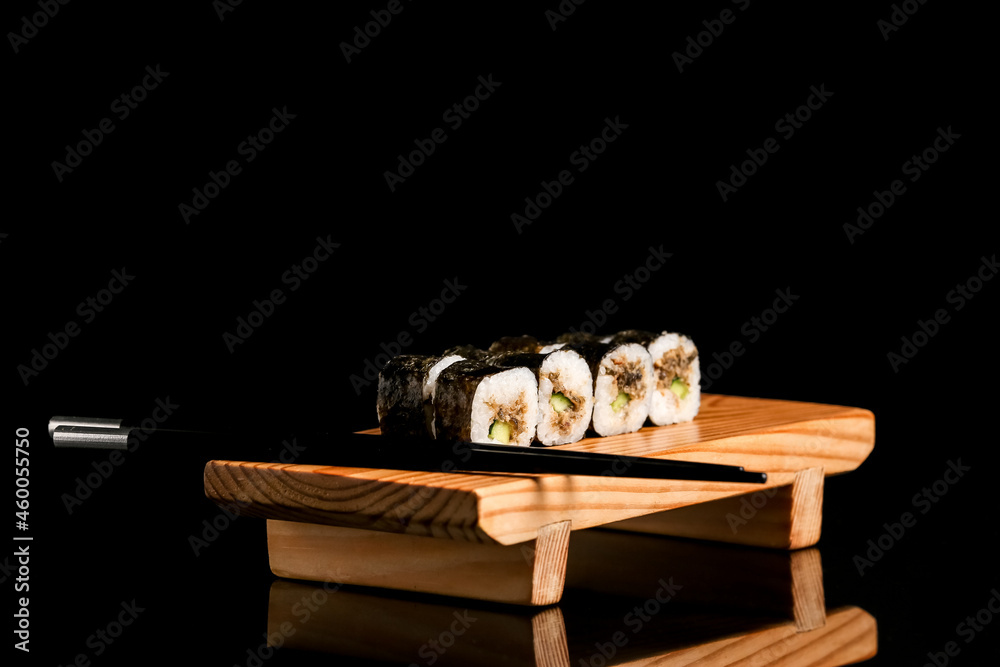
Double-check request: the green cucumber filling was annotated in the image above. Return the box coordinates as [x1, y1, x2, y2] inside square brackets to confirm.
[610, 391, 630, 413]
[550, 392, 574, 413]
[488, 420, 512, 444]
[669, 377, 689, 400]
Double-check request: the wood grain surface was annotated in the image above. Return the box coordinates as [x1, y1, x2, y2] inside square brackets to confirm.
[204, 394, 874, 545]
[619, 606, 877, 667]
[267, 518, 571, 606]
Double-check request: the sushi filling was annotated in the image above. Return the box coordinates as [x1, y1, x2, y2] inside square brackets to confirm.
[610, 391, 630, 413]
[653, 347, 698, 401]
[484, 393, 530, 444]
[488, 420, 512, 444]
[608, 354, 647, 406]
[669, 378, 689, 399]
[542, 372, 587, 437]
[550, 392, 574, 412]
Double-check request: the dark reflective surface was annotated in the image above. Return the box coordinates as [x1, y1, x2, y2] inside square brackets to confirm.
[261, 537, 873, 667]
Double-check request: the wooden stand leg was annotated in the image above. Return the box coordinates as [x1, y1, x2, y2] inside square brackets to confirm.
[603, 466, 824, 549]
[790, 547, 826, 632]
[266, 519, 572, 606]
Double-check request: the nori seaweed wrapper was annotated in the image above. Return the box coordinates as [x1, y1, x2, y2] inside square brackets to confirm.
[442, 344, 491, 360]
[432, 359, 496, 442]
[489, 335, 545, 354]
[555, 331, 603, 346]
[376, 355, 440, 438]
[485, 351, 546, 373]
[609, 329, 657, 346]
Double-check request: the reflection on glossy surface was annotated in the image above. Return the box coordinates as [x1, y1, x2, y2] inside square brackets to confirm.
[264, 531, 877, 666]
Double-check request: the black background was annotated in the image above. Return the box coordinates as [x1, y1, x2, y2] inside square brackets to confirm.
[5, 1, 996, 665]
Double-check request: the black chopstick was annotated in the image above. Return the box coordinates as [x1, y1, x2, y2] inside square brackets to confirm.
[50, 418, 767, 484]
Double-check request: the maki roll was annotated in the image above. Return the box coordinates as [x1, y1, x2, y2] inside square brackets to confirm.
[376, 354, 464, 438]
[612, 330, 701, 425]
[570, 340, 655, 436]
[434, 359, 538, 446]
[488, 349, 594, 446]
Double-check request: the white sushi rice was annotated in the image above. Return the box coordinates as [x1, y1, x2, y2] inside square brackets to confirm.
[469, 367, 538, 446]
[591, 343, 653, 436]
[422, 355, 464, 437]
[647, 333, 701, 425]
[536, 348, 594, 445]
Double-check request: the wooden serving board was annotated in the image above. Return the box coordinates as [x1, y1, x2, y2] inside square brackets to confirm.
[204, 394, 874, 546]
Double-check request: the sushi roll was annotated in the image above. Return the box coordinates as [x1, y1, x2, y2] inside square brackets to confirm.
[612, 330, 701, 425]
[570, 340, 655, 436]
[434, 359, 538, 446]
[488, 349, 594, 445]
[377, 354, 464, 438]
